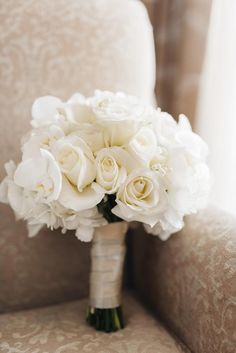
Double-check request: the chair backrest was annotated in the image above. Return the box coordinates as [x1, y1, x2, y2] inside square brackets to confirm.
[0, 0, 155, 312]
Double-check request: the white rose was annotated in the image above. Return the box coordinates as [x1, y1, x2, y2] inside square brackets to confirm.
[90, 90, 153, 122]
[91, 94, 145, 147]
[71, 123, 105, 152]
[52, 135, 96, 191]
[127, 126, 157, 162]
[58, 176, 104, 212]
[112, 168, 167, 226]
[93, 147, 137, 194]
[14, 149, 62, 203]
[103, 121, 141, 147]
[89, 91, 157, 147]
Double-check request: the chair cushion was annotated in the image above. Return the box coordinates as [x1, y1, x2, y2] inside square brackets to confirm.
[0, 292, 189, 353]
[132, 208, 236, 353]
[0, 0, 155, 312]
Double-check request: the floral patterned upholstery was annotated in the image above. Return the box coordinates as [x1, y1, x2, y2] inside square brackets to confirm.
[0, 205, 91, 312]
[0, 1, 235, 353]
[132, 207, 236, 353]
[0, 0, 155, 312]
[0, 292, 190, 353]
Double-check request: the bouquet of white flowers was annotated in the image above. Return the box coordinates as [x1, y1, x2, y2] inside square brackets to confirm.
[0, 90, 210, 332]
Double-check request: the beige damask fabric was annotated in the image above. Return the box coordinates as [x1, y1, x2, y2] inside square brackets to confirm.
[133, 207, 236, 353]
[0, 205, 91, 313]
[0, 292, 190, 353]
[0, 0, 155, 179]
[0, 0, 155, 311]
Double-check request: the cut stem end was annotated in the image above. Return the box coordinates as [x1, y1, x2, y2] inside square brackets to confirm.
[86, 306, 124, 332]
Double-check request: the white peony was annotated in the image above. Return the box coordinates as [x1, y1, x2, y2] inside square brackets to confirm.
[175, 115, 208, 161]
[154, 111, 179, 147]
[154, 112, 208, 160]
[166, 152, 210, 215]
[148, 147, 169, 176]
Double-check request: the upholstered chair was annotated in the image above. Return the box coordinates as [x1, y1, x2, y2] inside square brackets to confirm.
[0, 1, 235, 352]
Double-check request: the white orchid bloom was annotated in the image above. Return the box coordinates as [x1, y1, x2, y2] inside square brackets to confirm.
[14, 149, 62, 203]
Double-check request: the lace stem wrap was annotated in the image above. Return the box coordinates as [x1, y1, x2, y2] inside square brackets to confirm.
[89, 222, 128, 309]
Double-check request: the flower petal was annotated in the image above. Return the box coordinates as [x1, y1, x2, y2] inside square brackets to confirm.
[27, 223, 44, 237]
[59, 177, 104, 212]
[0, 178, 8, 203]
[32, 96, 62, 126]
[75, 226, 94, 242]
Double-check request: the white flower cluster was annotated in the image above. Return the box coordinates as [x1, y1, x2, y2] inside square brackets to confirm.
[0, 91, 210, 241]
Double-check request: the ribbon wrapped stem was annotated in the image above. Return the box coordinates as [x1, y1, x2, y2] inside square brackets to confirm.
[87, 222, 128, 332]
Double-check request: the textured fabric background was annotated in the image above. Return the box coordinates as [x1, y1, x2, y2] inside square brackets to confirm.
[0, 0, 155, 312]
[132, 207, 236, 353]
[0, 292, 191, 353]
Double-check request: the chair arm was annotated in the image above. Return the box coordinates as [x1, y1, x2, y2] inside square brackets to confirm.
[132, 207, 236, 353]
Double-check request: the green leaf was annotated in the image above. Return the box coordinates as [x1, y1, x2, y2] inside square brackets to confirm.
[97, 194, 123, 223]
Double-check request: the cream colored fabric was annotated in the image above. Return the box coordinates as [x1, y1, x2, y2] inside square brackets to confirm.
[132, 207, 236, 353]
[0, 0, 156, 311]
[0, 0, 155, 177]
[90, 222, 128, 308]
[0, 292, 190, 353]
[0, 206, 91, 313]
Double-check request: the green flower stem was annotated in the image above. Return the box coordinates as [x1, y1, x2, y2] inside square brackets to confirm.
[87, 306, 124, 333]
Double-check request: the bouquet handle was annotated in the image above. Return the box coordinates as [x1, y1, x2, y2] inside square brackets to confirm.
[87, 222, 128, 332]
